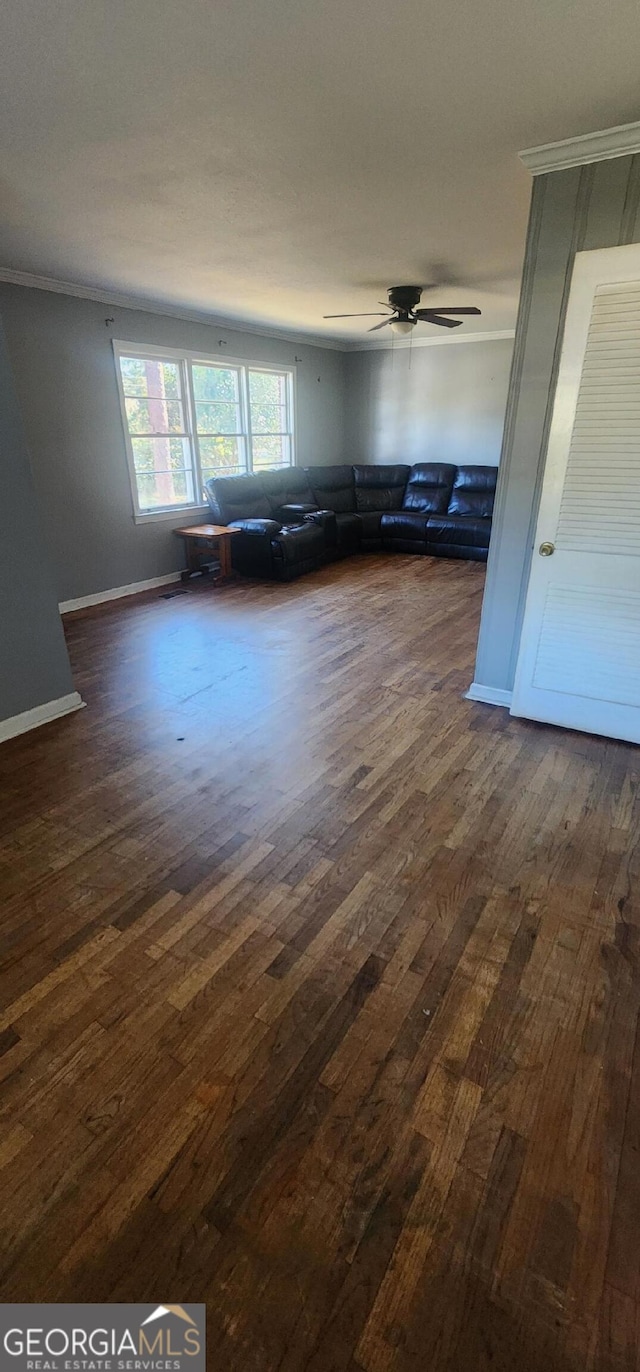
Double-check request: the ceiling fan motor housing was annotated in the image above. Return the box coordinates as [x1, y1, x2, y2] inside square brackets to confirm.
[388, 285, 423, 312]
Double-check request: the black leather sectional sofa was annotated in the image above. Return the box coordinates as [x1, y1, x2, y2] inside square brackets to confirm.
[204, 463, 497, 581]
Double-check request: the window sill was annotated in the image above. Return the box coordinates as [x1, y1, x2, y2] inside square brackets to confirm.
[133, 504, 209, 526]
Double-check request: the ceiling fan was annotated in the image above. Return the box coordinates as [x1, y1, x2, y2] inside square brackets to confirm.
[324, 284, 481, 334]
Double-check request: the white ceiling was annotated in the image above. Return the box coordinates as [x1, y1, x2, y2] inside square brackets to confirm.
[1, 0, 639, 343]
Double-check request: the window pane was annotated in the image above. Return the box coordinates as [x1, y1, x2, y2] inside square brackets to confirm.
[195, 401, 241, 435]
[199, 436, 246, 483]
[248, 371, 289, 439]
[192, 364, 240, 402]
[125, 397, 185, 435]
[251, 435, 290, 470]
[250, 403, 288, 435]
[131, 436, 192, 474]
[135, 468, 195, 510]
[248, 370, 286, 407]
[119, 356, 181, 399]
[132, 436, 195, 508]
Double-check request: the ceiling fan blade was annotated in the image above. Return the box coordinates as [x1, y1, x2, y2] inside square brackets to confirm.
[417, 313, 463, 329]
[323, 312, 389, 319]
[368, 317, 395, 332]
[415, 306, 482, 317]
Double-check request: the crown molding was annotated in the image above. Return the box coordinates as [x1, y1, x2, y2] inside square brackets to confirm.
[347, 328, 515, 353]
[0, 268, 516, 354]
[519, 119, 640, 175]
[0, 268, 346, 352]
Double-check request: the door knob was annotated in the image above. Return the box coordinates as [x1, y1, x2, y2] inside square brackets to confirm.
[539, 541, 555, 557]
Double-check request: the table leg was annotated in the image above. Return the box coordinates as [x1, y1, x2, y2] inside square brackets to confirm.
[218, 536, 233, 582]
[180, 537, 202, 581]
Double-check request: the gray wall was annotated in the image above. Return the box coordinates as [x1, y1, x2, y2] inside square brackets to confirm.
[474, 153, 640, 694]
[0, 285, 347, 603]
[0, 316, 75, 722]
[343, 339, 513, 467]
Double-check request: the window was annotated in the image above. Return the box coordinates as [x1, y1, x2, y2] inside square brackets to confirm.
[114, 342, 295, 520]
[117, 353, 196, 512]
[248, 370, 292, 472]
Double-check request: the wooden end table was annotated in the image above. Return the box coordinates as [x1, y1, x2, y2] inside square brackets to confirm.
[173, 524, 241, 584]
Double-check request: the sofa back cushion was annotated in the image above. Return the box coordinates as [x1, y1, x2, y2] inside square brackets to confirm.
[205, 473, 272, 525]
[260, 467, 315, 513]
[305, 464, 356, 513]
[402, 463, 456, 514]
[448, 466, 498, 518]
[353, 464, 411, 512]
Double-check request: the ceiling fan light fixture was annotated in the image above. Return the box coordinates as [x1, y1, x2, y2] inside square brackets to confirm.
[389, 318, 416, 336]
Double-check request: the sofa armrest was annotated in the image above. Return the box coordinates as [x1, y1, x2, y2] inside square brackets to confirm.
[225, 516, 282, 577]
[303, 508, 337, 545]
[277, 502, 319, 523]
[230, 517, 282, 536]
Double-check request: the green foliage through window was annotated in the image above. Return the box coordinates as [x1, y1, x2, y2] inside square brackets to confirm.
[118, 350, 294, 513]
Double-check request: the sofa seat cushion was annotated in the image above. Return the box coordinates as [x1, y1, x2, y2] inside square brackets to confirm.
[305, 464, 356, 513]
[354, 464, 411, 512]
[448, 466, 497, 518]
[402, 463, 456, 513]
[426, 514, 491, 548]
[381, 511, 429, 540]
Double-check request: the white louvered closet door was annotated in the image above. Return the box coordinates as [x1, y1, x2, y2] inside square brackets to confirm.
[511, 243, 640, 744]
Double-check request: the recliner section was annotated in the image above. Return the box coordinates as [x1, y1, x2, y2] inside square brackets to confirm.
[205, 473, 326, 581]
[448, 465, 496, 518]
[205, 461, 497, 580]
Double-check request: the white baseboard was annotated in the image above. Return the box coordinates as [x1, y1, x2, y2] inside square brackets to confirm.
[465, 682, 513, 708]
[59, 571, 182, 614]
[0, 691, 85, 744]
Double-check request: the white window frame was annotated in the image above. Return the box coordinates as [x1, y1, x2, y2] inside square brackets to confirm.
[113, 340, 296, 523]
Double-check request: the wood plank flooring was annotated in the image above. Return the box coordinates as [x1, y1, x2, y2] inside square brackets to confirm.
[0, 554, 639, 1370]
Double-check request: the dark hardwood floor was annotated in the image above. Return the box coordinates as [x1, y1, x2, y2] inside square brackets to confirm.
[0, 555, 638, 1370]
